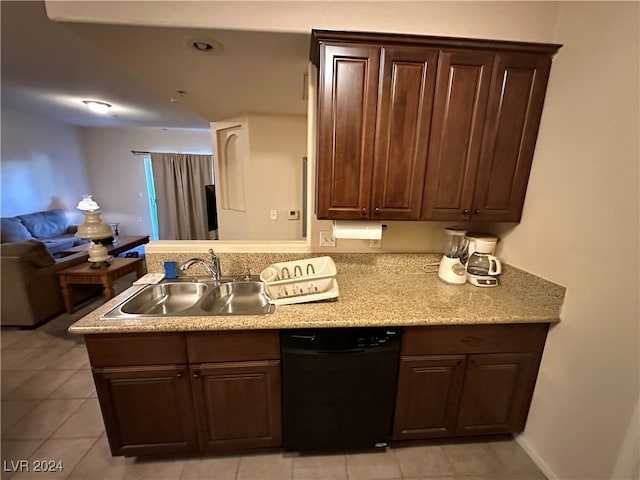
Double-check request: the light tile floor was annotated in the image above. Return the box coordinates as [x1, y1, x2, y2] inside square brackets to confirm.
[1, 274, 547, 480]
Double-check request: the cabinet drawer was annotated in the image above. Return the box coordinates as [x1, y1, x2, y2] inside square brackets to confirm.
[187, 330, 280, 363]
[85, 333, 187, 367]
[402, 324, 548, 355]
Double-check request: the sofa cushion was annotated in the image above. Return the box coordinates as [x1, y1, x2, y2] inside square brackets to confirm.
[18, 209, 70, 238]
[1, 240, 55, 267]
[1, 217, 34, 243]
[41, 238, 76, 255]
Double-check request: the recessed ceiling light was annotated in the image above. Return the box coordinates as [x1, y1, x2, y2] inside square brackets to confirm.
[170, 91, 188, 104]
[185, 36, 223, 55]
[193, 41, 213, 52]
[83, 100, 112, 114]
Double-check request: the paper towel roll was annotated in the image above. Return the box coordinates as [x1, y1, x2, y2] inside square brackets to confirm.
[332, 221, 383, 240]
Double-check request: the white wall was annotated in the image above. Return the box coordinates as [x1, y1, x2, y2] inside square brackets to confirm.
[80, 127, 212, 236]
[496, 3, 639, 479]
[0, 108, 90, 223]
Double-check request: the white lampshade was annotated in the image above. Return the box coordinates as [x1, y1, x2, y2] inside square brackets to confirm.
[77, 195, 100, 212]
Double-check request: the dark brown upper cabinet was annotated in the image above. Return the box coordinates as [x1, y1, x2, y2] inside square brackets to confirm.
[311, 30, 561, 223]
[372, 47, 438, 220]
[423, 51, 554, 221]
[470, 53, 553, 222]
[421, 50, 494, 220]
[316, 43, 380, 220]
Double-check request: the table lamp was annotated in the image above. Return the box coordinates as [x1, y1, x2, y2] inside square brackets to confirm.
[75, 195, 114, 268]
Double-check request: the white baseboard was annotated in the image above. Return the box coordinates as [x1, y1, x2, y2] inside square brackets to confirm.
[515, 434, 558, 480]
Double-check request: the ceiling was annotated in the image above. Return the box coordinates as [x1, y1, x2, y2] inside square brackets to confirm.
[1, 1, 310, 129]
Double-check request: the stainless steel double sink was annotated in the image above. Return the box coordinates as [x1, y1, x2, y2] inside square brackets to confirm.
[101, 278, 274, 319]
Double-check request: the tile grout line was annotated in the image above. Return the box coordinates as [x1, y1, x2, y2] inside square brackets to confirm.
[61, 435, 102, 480]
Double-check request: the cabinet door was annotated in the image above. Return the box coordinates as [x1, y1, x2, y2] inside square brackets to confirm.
[191, 360, 282, 452]
[392, 355, 466, 440]
[457, 352, 537, 435]
[316, 43, 380, 219]
[93, 365, 197, 456]
[371, 46, 438, 220]
[472, 52, 553, 222]
[421, 51, 494, 220]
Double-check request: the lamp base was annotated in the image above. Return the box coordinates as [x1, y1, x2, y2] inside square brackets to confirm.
[87, 243, 113, 267]
[89, 260, 112, 269]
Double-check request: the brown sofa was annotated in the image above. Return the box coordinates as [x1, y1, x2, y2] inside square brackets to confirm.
[1, 240, 99, 327]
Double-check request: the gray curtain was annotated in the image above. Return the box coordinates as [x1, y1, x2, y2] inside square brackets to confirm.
[151, 153, 214, 240]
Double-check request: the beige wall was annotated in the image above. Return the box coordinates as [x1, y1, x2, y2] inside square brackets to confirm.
[211, 113, 306, 241]
[496, 3, 639, 479]
[46, 1, 559, 42]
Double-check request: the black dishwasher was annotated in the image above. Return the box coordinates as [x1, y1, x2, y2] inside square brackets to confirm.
[281, 327, 401, 452]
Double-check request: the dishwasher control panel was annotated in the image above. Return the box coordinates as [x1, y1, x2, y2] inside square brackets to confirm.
[281, 327, 401, 352]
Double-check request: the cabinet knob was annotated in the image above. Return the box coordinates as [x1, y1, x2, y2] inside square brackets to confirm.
[176, 371, 183, 378]
[456, 360, 464, 367]
[374, 207, 381, 216]
[192, 372, 200, 378]
[463, 209, 469, 215]
[474, 209, 480, 215]
[361, 208, 368, 217]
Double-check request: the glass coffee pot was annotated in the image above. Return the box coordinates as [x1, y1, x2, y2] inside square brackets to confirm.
[465, 234, 501, 287]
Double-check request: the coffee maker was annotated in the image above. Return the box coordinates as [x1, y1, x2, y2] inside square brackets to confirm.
[465, 233, 501, 287]
[438, 227, 468, 285]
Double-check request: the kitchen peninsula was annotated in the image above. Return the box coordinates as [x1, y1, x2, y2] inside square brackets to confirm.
[68, 251, 564, 457]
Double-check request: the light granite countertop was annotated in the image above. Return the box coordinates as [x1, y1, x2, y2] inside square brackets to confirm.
[68, 265, 564, 335]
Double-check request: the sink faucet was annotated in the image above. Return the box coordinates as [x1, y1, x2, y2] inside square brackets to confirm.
[179, 249, 221, 281]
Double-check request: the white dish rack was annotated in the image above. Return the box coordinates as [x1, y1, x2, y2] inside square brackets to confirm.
[259, 256, 339, 305]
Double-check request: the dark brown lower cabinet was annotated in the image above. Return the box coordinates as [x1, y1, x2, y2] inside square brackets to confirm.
[85, 331, 282, 456]
[393, 324, 548, 441]
[92, 364, 198, 456]
[191, 360, 282, 452]
[393, 355, 465, 439]
[456, 352, 536, 435]
[87, 326, 548, 455]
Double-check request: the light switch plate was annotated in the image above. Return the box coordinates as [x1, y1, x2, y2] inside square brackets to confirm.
[270, 209, 278, 220]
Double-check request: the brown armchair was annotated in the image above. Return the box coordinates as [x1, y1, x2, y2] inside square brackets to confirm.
[1, 240, 99, 327]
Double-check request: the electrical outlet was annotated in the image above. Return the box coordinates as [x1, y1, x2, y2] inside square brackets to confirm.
[319, 230, 336, 247]
[369, 238, 381, 249]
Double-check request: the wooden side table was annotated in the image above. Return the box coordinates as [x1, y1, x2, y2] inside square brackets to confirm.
[58, 257, 145, 314]
[58, 235, 150, 258]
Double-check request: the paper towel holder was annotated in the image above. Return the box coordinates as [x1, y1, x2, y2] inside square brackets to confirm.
[332, 221, 388, 240]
